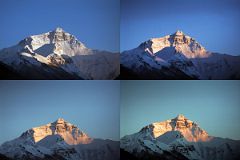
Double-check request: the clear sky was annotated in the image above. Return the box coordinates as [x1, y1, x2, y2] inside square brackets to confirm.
[121, 0, 240, 55]
[0, 0, 119, 52]
[121, 81, 240, 140]
[0, 81, 120, 144]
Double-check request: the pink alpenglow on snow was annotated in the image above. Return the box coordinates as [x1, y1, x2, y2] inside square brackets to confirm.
[30, 118, 92, 145]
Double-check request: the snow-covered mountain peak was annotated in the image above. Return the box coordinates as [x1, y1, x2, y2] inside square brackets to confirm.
[48, 27, 79, 43]
[121, 30, 240, 80]
[0, 118, 119, 160]
[56, 117, 65, 121]
[17, 27, 87, 57]
[172, 114, 194, 124]
[139, 115, 210, 142]
[137, 30, 208, 58]
[54, 118, 67, 124]
[54, 27, 64, 32]
[20, 119, 92, 145]
[175, 114, 186, 120]
[121, 114, 240, 160]
[173, 30, 184, 36]
[52, 118, 74, 128]
[0, 28, 120, 80]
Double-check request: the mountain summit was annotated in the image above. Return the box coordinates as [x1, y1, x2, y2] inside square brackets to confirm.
[140, 114, 209, 142]
[121, 30, 240, 79]
[174, 30, 184, 35]
[140, 30, 207, 58]
[20, 118, 92, 145]
[55, 27, 64, 32]
[18, 27, 87, 57]
[0, 118, 119, 160]
[121, 115, 240, 160]
[0, 27, 120, 80]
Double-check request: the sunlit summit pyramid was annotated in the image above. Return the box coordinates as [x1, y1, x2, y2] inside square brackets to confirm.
[17, 27, 87, 60]
[21, 118, 92, 145]
[139, 114, 209, 142]
[143, 30, 207, 58]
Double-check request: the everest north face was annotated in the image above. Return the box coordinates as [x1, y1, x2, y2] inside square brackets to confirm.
[121, 114, 240, 160]
[121, 31, 240, 79]
[0, 27, 119, 80]
[0, 118, 119, 160]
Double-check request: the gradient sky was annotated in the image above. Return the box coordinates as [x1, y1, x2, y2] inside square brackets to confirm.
[0, 0, 119, 52]
[121, 81, 240, 140]
[0, 81, 120, 144]
[121, 0, 240, 55]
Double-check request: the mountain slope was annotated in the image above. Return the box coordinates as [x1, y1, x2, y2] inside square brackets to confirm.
[0, 27, 119, 79]
[120, 30, 240, 79]
[0, 118, 119, 160]
[120, 114, 240, 160]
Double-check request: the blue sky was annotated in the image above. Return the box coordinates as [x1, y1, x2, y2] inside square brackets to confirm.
[121, 0, 240, 55]
[121, 81, 240, 140]
[0, 0, 119, 52]
[0, 81, 120, 144]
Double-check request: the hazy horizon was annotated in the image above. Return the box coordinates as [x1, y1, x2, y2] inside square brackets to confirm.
[121, 81, 240, 140]
[121, 0, 240, 55]
[0, 81, 120, 144]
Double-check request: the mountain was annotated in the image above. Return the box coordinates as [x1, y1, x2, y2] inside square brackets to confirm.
[0, 27, 120, 79]
[0, 118, 119, 160]
[120, 30, 240, 79]
[120, 114, 240, 160]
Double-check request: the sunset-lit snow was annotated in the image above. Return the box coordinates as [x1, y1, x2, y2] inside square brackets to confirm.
[31, 118, 92, 145]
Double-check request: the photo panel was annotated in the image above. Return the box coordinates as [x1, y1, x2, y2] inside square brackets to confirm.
[120, 80, 240, 159]
[120, 0, 240, 80]
[0, 80, 120, 159]
[0, 0, 120, 80]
